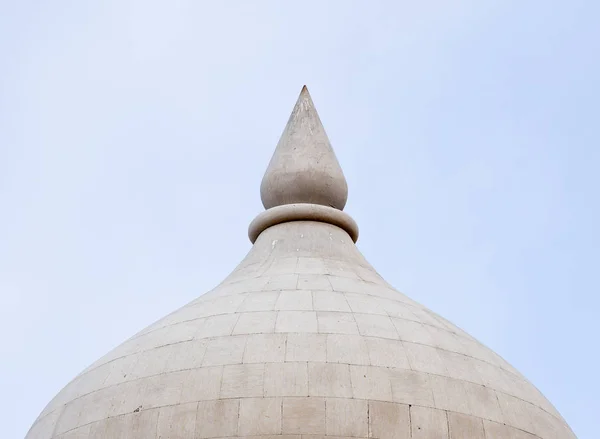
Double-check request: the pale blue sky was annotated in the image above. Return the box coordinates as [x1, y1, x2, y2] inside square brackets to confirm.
[1, 2, 598, 438]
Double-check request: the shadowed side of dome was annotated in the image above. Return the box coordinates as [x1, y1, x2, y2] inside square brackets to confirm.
[25, 86, 576, 439]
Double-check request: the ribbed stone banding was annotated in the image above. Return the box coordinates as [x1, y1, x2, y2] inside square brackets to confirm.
[248, 203, 359, 243]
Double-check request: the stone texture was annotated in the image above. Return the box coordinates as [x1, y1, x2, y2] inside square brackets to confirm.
[282, 397, 326, 435]
[265, 362, 308, 397]
[316, 311, 359, 334]
[410, 406, 448, 439]
[25, 86, 575, 439]
[238, 398, 282, 436]
[156, 403, 197, 439]
[369, 401, 410, 439]
[325, 398, 368, 437]
[276, 311, 318, 333]
[243, 333, 286, 364]
[233, 311, 277, 334]
[447, 412, 485, 439]
[308, 362, 352, 397]
[389, 369, 434, 407]
[196, 400, 238, 438]
[285, 333, 326, 362]
[220, 363, 264, 398]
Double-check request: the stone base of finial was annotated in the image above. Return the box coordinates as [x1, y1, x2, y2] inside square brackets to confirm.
[248, 204, 359, 244]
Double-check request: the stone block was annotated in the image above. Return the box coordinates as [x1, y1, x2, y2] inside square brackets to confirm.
[276, 311, 318, 333]
[483, 419, 517, 438]
[404, 342, 448, 374]
[220, 363, 264, 398]
[343, 292, 387, 315]
[325, 398, 368, 437]
[196, 399, 239, 438]
[392, 319, 434, 344]
[326, 334, 370, 365]
[349, 365, 392, 400]
[389, 369, 434, 407]
[410, 406, 448, 439]
[297, 257, 328, 274]
[308, 362, 352, 397]
[312, 291, 351, 312]
[139, 370, 187, 409]
[496, 391, 535, 432]
[365, 337, 410, 369]
[426, 325, 465, 352]
[201, 336, 246, 366]
[237, 291, 280, 312]
[285, 333, 326, 362]
[180, 366, 222, 403]
[317, 311, 359, 334]
[238, 397, 282, 435]
[197, 313, 239, 338]
[463, 381, 504, 423]
[448, 412, 485, 439]
[232, 311, 277, 334]
[275, 290, 313, 311]
[430, 374, 470, 414]
[282, 397, 326, 434]
[165, 340, 207, 372]
[437, 349, 483, 383]
[299, 274, 333, 290]
[369, 401, 410, 439]
[90, 409, 159, 439]
[265, 274, 299, 290]
[354, 313, 399, 339]
[265, 362, 309, 397]
[156, 402, 197, 439]
[243, 333, 286, 363]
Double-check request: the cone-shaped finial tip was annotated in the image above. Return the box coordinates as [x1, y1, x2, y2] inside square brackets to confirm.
[260, 86, 348, 210]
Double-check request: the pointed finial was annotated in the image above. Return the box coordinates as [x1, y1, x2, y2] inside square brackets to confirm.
[260, 86, 348, 210]
[249, 86, 358, 243]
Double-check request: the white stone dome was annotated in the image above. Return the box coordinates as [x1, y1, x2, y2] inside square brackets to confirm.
[26, 87, 575, 439]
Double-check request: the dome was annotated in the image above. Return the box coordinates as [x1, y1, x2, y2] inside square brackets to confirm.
[27, 87, 575, 439]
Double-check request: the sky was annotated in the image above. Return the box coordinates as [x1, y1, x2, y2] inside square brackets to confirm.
[1, 1, 598, 438]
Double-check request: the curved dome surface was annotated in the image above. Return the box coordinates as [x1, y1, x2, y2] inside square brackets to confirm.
[26, 87, 575, 439]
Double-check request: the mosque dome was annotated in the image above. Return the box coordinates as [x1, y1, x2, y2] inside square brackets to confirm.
[27, 87, 575, 439]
